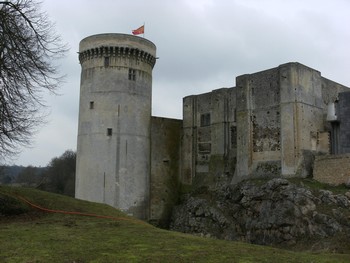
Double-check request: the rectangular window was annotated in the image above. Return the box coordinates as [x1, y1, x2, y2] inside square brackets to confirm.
[200, 113, 211, 127]
[128, 68, 136, 81]
[89, 101, 94, 109]
[104, 57, 110, 67]
[107, 128, 112, 136]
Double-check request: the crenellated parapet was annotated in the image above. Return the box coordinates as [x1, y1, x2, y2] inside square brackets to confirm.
[79, 46, 156, 68]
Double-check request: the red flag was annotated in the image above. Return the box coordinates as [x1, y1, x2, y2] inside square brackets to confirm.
[132, 25, 144, 35]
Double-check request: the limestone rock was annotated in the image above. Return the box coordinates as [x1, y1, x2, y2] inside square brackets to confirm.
[170, 178, 350, 246]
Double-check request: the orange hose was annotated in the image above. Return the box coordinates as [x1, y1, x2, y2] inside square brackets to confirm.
[14, 194, 146, 225]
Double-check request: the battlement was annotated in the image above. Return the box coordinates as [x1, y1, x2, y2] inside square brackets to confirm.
[78, 46, 156, 68]
[78, 33, 156, 68]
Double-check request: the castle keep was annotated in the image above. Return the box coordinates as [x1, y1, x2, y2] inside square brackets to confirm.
[75, 34, 156, 219]
[75, 34, 350, 221]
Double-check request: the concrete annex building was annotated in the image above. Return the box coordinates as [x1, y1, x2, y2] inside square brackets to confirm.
[75, 33, 350, 221]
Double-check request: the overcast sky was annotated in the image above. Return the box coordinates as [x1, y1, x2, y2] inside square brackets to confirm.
[11, 0, 350, 167]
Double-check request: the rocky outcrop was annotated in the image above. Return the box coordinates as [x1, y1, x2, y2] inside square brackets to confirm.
[170, 178, 350, 246]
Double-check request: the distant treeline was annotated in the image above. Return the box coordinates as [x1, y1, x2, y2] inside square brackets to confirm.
[0, 150, 76, 197]
[0, 165, 46, 185]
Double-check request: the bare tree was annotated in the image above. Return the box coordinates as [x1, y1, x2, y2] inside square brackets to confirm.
[0, 0, 67, 160]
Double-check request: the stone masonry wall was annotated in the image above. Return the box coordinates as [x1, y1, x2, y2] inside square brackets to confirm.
[338, 91, 350, 153]
[182, 88, 236, 187]
[314, 154, 350, 185]
[150, 117, 182, 225]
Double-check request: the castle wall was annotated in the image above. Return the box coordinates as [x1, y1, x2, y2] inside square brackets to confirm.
[236, 67, 282, 179]
[321, 77, 349, 107]
[149, 117, 182, 225]
[75, 34, 156, 219]
[314, 154, 350, 185]
[183, 63, 345, 184]
[338, 91, 350, 153]
[235, 63, 346, 179]
[313, 91, 350, 185]
[194, 91, 211, 177]
[235, 76, 252, 179]
[320, 78, 348, 154]
[210, 88, 237, 177]
[182, 95, 196, 184]
[182, 88, 236, 186]
[279, 63, 325, 176]
[182, 62, 349, 186]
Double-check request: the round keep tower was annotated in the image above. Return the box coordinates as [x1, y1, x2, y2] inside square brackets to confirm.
[75, 34, 156, 219]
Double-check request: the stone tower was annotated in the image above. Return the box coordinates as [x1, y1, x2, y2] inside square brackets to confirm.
[75, 33, 156, 219]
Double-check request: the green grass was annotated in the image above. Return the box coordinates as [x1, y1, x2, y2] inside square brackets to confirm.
[1, 185, 350, 263]
[288, 177, 350, 195]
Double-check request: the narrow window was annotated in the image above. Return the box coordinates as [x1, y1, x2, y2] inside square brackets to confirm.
[104, 57, 110, 67]
[230, 126, 237, 148]
[128, 68, 136, 81]
[200, 113, 211, 127]
[107, 128, 112, 136]
[89, 101, 94, 109]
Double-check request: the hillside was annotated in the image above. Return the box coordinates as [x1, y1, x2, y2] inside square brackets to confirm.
[1, 185, 350, 262]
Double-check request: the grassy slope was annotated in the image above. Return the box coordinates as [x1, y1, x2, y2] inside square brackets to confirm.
[1, 186, 350, 263]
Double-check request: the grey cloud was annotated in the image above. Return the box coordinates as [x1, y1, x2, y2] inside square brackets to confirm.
[13, 0, 350, 166]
